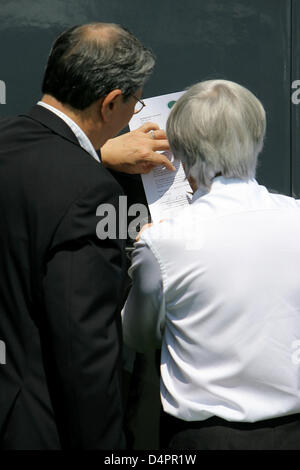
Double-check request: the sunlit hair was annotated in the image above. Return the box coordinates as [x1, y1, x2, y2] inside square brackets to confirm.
[42, 23, 155, 110]
[166, 80, 266, 191]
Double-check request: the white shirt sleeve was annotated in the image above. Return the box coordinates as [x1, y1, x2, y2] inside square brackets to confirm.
[121, 237, 165, 353]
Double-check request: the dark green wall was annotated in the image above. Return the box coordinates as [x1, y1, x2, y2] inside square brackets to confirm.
[0, 0, 298, 196]
[292, 0, 300, 197]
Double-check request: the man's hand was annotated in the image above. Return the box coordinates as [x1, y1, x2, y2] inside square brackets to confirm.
[100, 122, 176, 174]
[136, 219, 165, 242]
[136, 223, 153, 242]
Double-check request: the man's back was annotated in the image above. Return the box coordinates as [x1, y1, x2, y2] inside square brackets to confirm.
[0, 105, 126, 449]
[140, 177, 300, 423]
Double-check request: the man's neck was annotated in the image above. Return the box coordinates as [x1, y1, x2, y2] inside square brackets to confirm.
[40, 95, 104, 150]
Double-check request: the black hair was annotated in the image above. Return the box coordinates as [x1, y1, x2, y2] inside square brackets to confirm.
[42, 23, 155, 110]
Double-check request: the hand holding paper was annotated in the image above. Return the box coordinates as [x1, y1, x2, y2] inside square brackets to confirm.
[101, 122, 175, 174]
[129, 91, 192, 223]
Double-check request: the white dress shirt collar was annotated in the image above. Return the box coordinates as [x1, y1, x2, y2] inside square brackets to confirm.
[191, 176, 258, 204]
[37, 101, 100, 163]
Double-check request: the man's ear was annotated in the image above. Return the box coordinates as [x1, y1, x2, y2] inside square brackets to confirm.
[100, 89, 123, 122]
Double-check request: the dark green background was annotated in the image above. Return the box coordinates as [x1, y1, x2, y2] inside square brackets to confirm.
[0, 0, 299, 449]
[0, 0, 299, 195]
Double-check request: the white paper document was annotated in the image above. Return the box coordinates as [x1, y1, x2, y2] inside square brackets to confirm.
[129, 91, 192, 223]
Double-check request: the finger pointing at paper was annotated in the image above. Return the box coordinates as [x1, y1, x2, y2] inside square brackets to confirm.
[101, 122, 175, 174]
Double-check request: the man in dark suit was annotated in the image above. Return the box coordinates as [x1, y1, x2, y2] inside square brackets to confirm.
[0, 22, 173, 450]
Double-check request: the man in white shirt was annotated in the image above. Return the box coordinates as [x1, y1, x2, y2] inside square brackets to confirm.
[122, 79, 300, 449]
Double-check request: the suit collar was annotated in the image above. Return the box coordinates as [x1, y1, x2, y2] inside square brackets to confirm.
[20, 104, 81, 148]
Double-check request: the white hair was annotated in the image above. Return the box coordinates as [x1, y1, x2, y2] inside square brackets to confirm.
[166, 80, 266, 191]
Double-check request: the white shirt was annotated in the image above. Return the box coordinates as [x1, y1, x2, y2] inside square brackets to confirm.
[37, 101, 100, 162]
[122, 177, 300, 423]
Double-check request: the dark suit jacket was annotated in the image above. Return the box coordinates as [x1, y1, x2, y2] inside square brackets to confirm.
[0, 105, 127, 449]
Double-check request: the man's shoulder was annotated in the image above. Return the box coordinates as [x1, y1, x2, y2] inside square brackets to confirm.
[31, 135, 124, 210]
[0, 111, 120, 190]
[0, 112, 123, 233]
[267, 189, 300, 208]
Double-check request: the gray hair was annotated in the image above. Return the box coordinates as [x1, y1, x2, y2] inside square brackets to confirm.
[166, 80, 266, 190]
[42, 23, 155, 110]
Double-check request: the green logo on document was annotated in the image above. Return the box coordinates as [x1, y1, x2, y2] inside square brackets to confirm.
[168, 100, 176, 109]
